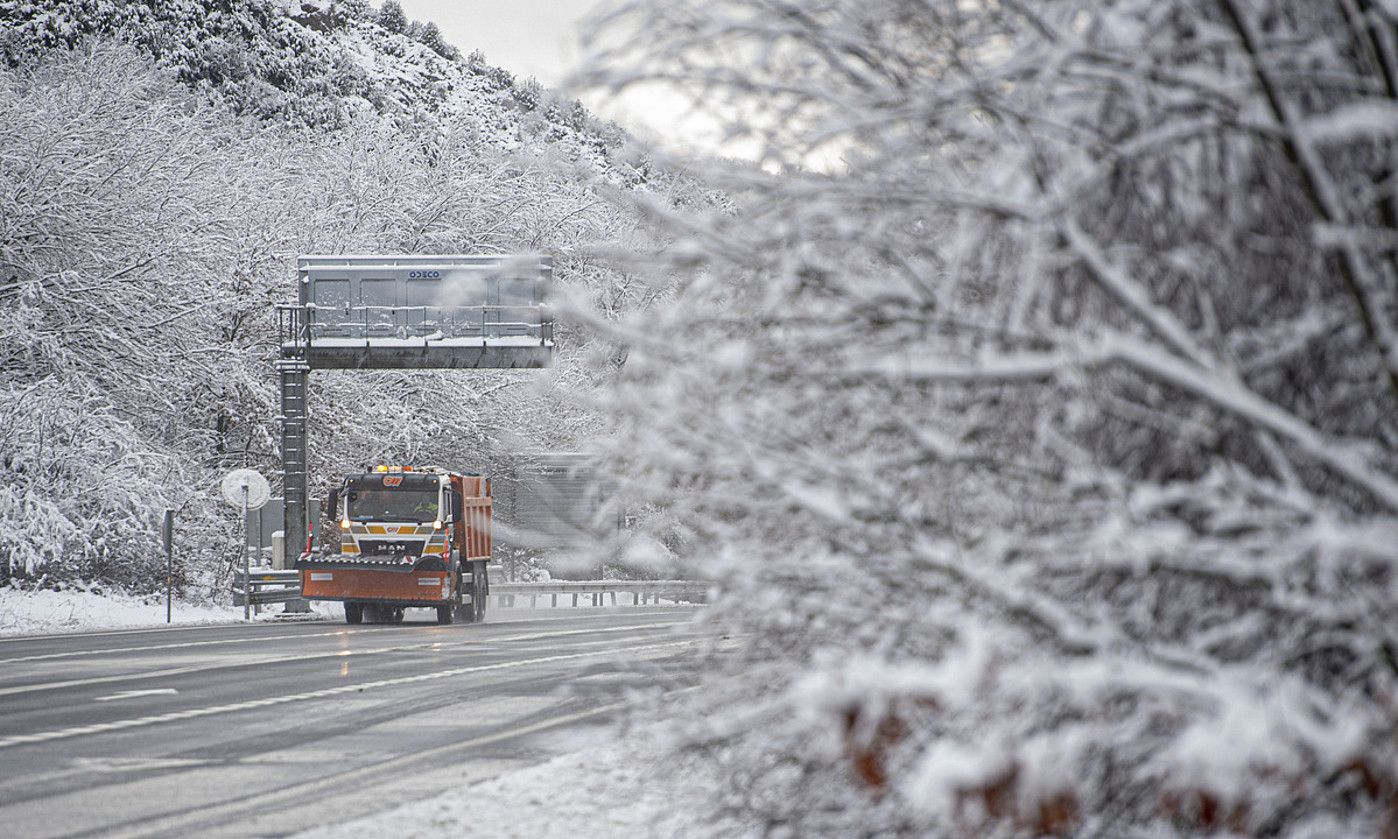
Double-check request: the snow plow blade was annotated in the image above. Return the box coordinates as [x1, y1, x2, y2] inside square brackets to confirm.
[295, 554, 450, 573]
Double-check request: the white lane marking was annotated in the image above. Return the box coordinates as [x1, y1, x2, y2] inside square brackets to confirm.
[0, 607, 698, 646]
[0, 610, 694, 662]
[0, 621, 336, 644]
[0, 640, 697, 751]
[94, 689, 180, 702]
[0, 666, 211, 699]
[72, 757, 211, 773]
[0, 621, 691, 699]
[0, 630, 369, 665]
[485, 622, 686, 645]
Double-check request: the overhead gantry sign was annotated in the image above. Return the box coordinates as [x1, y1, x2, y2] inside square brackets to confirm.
[276, 254, 553, 556]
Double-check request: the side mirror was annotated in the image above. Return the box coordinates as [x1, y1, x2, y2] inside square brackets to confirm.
[326, 489, 339, 520]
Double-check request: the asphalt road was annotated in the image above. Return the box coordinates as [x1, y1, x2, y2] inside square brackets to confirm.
[0, 607, 710, 838]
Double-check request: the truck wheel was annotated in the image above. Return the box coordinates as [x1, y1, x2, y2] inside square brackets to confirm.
[472, 561, 488, 623]
[455, 563, 477, 623]
[436, 605, 453, 625]
[345, 602, 363, 625]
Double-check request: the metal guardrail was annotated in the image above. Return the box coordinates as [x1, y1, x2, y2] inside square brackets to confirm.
[233, 570, 302, 607]
[232, 571, 707, 610]
[490, 580, 708, 608]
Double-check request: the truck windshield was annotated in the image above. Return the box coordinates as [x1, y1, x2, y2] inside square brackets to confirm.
[348, 488, 439, 523]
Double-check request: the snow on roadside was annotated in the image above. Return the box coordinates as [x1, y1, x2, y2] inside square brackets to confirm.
[298, 738, 754, 839]
[0, 585, 330, 636]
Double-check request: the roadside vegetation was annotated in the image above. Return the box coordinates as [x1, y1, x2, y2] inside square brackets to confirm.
[0, 0, 688, 595]
[577, 0, 1398, 834]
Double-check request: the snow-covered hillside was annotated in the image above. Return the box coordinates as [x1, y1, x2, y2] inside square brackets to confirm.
[0, 0, 625, 170]
[0, 1, 691, 598]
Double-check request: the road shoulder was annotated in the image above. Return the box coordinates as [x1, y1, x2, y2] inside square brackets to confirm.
[294, 730, 755, 839]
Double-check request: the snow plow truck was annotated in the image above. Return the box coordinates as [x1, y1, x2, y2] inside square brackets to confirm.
[297, 465, 491, 625]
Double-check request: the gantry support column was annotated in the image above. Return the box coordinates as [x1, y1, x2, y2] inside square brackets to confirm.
[277, 358, 311, 559]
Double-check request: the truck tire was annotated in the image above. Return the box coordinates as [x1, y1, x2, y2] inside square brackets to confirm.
[454, 561, 477, 624]
[345, 602, 363, 625]
[472, 561, 488, 623]
[436, 605, 453, 625]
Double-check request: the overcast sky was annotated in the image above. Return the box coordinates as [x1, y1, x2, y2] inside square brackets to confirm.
[395, 0, 598, 87]
[393, 0, 744, 158]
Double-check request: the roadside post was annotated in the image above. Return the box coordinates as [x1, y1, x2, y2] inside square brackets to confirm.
[163, 509, 174, 623]
[242, 487, 250, 619]
[222, 469, 271, 621]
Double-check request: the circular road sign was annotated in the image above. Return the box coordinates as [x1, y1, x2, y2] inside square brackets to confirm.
[221, 469, 271, 511]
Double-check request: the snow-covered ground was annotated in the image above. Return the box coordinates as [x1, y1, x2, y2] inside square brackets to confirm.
[0, 585, 333, 636]
[298, 736, 753, 839]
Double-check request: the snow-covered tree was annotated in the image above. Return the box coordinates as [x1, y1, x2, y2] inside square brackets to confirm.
[0, 45, 281, 591]
[578, 0, 1398, 834]
[377, 0, 406, 34]
[1, 0, 539, 128]
[411, 20, 457, 60]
